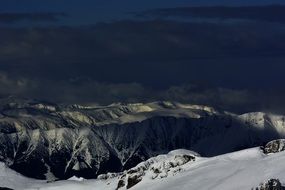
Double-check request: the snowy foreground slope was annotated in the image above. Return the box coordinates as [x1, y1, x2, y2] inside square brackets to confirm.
[1, 146, 285, 190]
[0, 98, 285, 179]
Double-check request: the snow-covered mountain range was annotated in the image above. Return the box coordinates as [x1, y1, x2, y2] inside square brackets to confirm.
[0, 98, 285, 181]
[1, 140, 285, 190]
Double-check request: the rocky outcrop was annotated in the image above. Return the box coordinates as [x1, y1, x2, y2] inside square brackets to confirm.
[99, 150, 197, 190]
[263, 139, 285, 154]
[253, 179, 284, 190]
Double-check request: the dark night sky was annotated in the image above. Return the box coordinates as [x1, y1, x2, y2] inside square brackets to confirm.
[0, 0, 285, 113]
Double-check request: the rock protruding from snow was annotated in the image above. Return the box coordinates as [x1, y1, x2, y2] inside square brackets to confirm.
[99, 150, 197, 189]
[264, 139, 285, 154]
[253, 179, 284, 190]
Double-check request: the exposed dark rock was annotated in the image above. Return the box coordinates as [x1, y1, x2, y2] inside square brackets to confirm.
[10, 158, 48, 179]
[0, 187, 14, 190]
[253, 179, 285, 190]
[116, 179, 125, 190]
[127, 175, 142, 189]
[112, 150, 197, 189]
[263, 139, 285, 154]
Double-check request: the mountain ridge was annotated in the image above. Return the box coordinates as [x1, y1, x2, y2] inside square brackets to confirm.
[0, 99, 284, 180]
[1, 143, 285, 190]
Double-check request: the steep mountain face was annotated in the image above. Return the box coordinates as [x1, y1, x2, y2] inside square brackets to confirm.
[2, 145, 285, 190]
[0, 99, 284, 180]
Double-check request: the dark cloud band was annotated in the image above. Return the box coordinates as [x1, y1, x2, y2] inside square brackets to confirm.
[0, 12, 66, 23]
[0, 8, 284, 113]
[0, 72, 284, 114]
[138, 5, 285, 23]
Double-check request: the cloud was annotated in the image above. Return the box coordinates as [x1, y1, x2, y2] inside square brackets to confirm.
[0, 12, 66, 23]
[0, 73, 149, 105]
[161, 85, 258, 113]
[137, 5, 285, 23]
[0, 20, 284, 89]
[0, 18, 284, 113]
[0, 19, 285, 63]
[0, 72, 283, 114]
